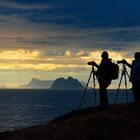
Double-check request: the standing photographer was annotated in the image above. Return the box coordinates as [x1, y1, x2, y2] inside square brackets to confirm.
[121, 52, 140, 102]
[93, 51, 113, 107]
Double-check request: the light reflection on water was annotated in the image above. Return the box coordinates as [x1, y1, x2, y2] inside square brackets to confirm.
[0, 89, 134, 132]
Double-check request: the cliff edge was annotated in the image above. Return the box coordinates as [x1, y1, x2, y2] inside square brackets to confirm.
[0, 103, 140, 140]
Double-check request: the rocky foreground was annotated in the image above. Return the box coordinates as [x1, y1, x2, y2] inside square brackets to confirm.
[0, 103, 140, 140]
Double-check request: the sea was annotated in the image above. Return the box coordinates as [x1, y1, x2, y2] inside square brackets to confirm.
[0, 89, 134, 132]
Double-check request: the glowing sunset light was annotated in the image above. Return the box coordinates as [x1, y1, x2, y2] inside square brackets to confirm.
[0, 0, 138, 88]
[80, 50, 130, 64]
[0, 49, 41, 60]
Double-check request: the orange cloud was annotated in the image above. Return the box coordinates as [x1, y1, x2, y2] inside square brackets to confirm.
[79, 50, 131, 63]
[0, 49, 41, 60]
[0, 49, 133, 71]
[0, 62, 80, 71]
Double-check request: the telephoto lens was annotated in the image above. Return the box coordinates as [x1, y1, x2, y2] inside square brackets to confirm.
[117, 60, 123, 64]
[117, 60, 126, 64]
[87, 61, 95, 66]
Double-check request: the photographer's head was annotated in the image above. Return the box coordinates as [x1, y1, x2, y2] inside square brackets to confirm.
[101, 51, 109, 60]
[134, 52, 140, 59]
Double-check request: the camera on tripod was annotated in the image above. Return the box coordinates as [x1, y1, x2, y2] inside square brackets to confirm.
[79, 61, 97, 109]
[114, 59, 130, 104]
[117, 60, 126, 64]
[87, 61, 96, 66]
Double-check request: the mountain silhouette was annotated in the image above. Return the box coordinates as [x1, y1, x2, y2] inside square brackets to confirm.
[21, 78, 53, 89]
[50, 76, 84, 89]
[21, 77, 85, 89]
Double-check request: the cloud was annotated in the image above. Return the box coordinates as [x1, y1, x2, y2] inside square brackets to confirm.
[0, 48, 134, 71]
[0, 0, 139, 87]
[0, 49, 41, 60]
[0, 62, 80, 71]
[0, 1, 54, 10]
[0, 11, 139, 52]
[76, 50, 85, 56]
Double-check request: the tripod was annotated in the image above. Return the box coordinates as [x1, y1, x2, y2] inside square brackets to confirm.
[114, 64, 130, 104]
[78, 65, 97, 109]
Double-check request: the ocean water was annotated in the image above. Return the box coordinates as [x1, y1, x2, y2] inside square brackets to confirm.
[0, 89, 134, 132]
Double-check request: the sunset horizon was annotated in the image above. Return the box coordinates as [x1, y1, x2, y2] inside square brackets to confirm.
[0, 0, 140, 136]
[0, 0, 139, 89]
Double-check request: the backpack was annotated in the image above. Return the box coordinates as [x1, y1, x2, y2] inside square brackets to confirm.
[110, 63, 119, 80]
[96, 61, 119, 80]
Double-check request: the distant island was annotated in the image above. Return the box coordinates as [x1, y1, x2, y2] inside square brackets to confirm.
[21, 78, 54, 89]
[50, 76, 84, 89]
[21, 77, 85, 89]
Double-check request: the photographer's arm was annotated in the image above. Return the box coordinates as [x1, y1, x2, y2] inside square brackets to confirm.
[92, 61, 99, 68]
[125, 62, 132, 68]
[94, 63, 99, 68]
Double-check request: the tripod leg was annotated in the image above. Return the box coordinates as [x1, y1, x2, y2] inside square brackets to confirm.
[78, 70, 93, 109]
[93, 71, 97, 107]
[125, 70, 130, 78]
[124, 72, 129, 104]
[114, 72, 124, 104]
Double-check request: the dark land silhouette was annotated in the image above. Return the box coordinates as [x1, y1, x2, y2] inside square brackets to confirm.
[50, 77, 84, 89]
[1, 102, 140, 140]
[21, 78, 54, 89]
[21, 77, 85, 89]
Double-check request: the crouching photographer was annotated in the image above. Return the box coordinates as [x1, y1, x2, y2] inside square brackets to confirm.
[120, 52, 140, 102]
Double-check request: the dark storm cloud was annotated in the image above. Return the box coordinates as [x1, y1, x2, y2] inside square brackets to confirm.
[0, 0, 140, 51]
[0, 1, 54, 10]
[1, 0, 140, 28]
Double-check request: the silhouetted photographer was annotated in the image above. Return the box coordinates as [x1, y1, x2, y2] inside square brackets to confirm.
[120, 52, 140, 102]
[91, 51, 119, 107]
[79, 51, 119, 109]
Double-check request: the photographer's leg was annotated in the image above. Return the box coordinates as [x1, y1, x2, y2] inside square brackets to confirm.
[99, 79, 111, 107]
[132, 82, 140, 102]
[99, 86, 109, 107]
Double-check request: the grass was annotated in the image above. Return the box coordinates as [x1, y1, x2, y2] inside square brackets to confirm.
[0, 103, 140, 140]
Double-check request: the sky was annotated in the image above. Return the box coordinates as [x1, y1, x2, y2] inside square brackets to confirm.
[0, 0, 140, 88]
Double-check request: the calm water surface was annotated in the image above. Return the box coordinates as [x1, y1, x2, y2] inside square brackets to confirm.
[0, 89, 134, 132]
